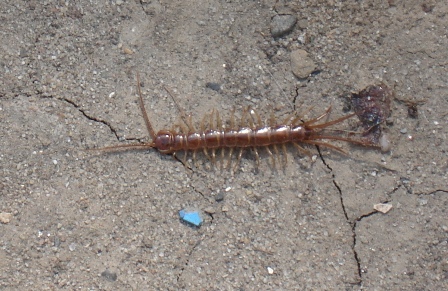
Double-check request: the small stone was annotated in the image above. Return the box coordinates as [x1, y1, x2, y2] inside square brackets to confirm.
[267, 267, 274, 274]
[270, 14, 297, 38]
[69, 243, 77, 251]
[215, 192, 225, 202]
[122, 47, 133, 55]
[101, 269, 117, 282]
[290, 49, 316, 79]
[221, 205, 229, 212]
[373, 203, 393, 213]
[204, 207, 216, 214]
[400, 128, 407, 134]
[297, 19, 308, 30]
[205, 82, 221, 92]
[0, 212, 12, 224]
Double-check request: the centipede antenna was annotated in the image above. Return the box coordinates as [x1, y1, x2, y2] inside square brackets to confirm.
[136, 73, 156, 141]
[90, 143, 155, 152]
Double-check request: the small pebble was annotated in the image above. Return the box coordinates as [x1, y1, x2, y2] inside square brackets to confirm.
[400, 128, 407, 134]
[379, 133, 392, 152]
[0, 212, 13, 224]
[69, 243, 77, 251]
[270, 14, 297, 38]
[297, 19, 308, 30]
[267, 267, 274, 274]
[101, 270, 118, 282]
[204, 207, 216, 214]
[373, 203, 393, 214]
[122, 47, 133, 55]
[205, 82, 221, 92]
[215, 192, 225, 202]
[290, 49, 316, 79]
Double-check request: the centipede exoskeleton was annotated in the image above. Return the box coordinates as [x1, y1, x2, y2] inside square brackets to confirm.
[95, 74, 376, 171]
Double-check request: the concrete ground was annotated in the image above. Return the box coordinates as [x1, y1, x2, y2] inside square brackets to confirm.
[1, 0, 447, 290]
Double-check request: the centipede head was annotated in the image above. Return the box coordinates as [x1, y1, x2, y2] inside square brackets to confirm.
[154, 130, 175, 154]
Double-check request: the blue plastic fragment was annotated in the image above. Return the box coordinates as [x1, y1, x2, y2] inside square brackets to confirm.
[179, 209, 203, 227]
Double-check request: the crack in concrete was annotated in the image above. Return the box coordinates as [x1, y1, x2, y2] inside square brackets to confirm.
[57, 97, 146, 145]
[317, 147, 363, 285]
[176, 237, 203, 284]
[59, 97, 120, 140]
[318, 147, 406, 286]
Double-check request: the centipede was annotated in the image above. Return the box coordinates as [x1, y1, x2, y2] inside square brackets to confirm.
[95, 74, 376, 171]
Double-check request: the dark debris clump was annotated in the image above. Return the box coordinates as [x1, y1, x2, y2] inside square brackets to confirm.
[351, 83, 393, 151]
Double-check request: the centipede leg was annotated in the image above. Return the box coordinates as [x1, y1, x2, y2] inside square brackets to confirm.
[187, 115, 196, 132]
[301, 140, 347, 155]
[226, 147, 234, 169]
[291, 115, 304, 125]
[230, 108, 249, 171]
[269, 111, 276, 126]
[292, 142, 313, 157]
[193, 150, 198, 168]
[220, 148, 225, 170]
[265, 146, 276, 169]
[273, 144, 281, 168]
[302, 107, 332, 126]
[281, 144, 288, 167]
[282, 112, 296, 125]
[211, 148, 217, 166]
[230, 107, 236, 129]
[214, 110, 225, 169]
[250, 108, 262, 126]
[234, 148, 244, 172]
[203, 148, 213, 167]
[178, 120, 189, 134]
[182, 150, 189, 167]
[253, 147, 260, 170]
[200, 114, 207, 132]
[240, 107, 249, 128]
[247, 111, 258, 169]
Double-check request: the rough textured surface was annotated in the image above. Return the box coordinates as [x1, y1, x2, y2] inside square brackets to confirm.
[1, 0, 447, 290]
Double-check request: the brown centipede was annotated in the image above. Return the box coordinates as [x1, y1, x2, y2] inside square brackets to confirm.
[95, 74, 376, 170]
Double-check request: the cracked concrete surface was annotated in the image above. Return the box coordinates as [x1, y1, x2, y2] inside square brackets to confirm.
[1, 0, 447, 289]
